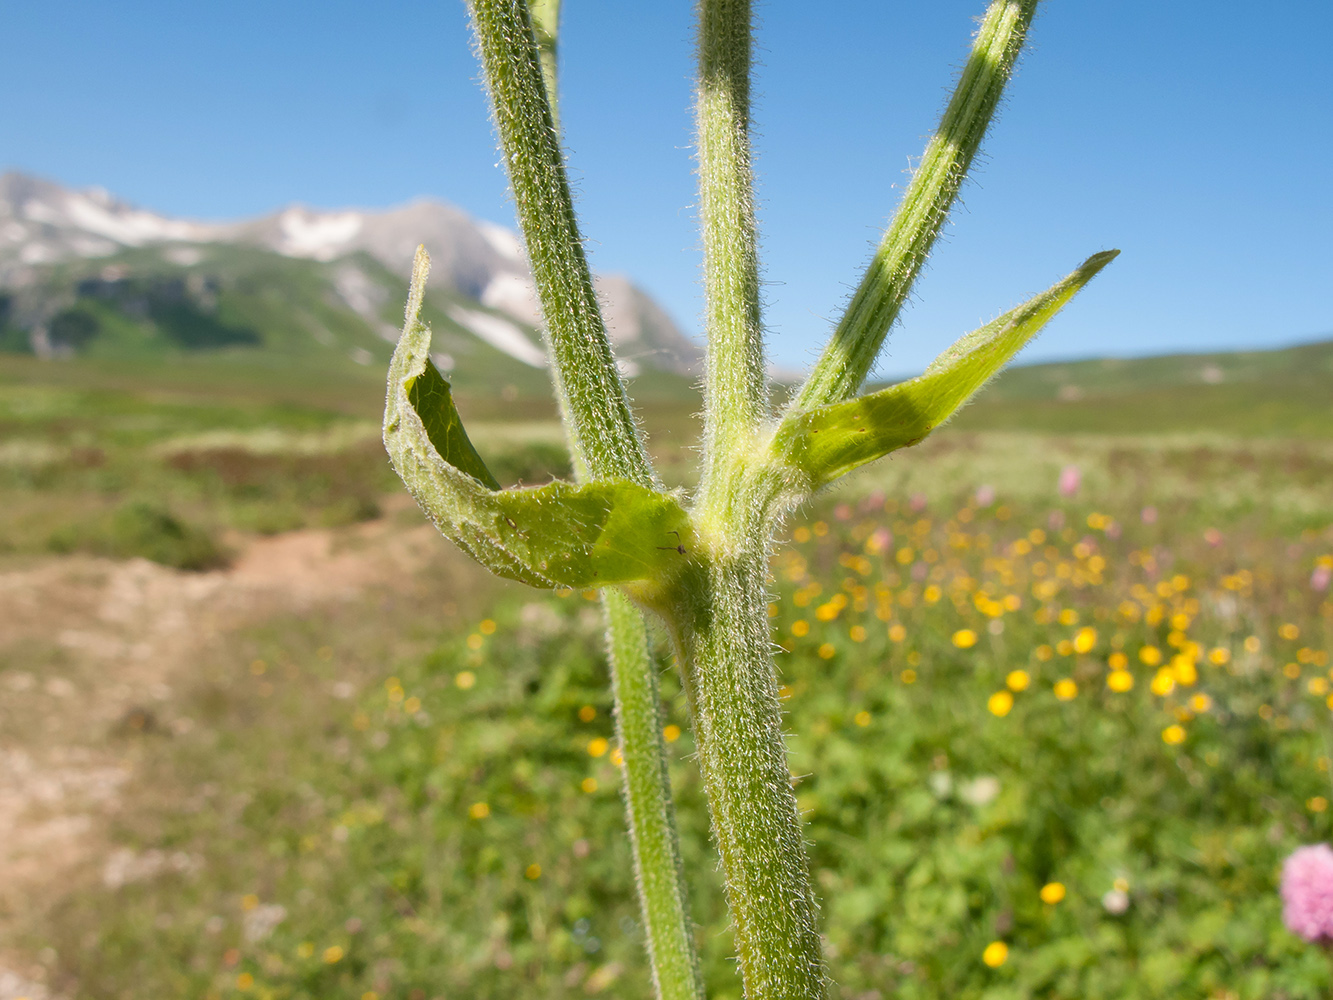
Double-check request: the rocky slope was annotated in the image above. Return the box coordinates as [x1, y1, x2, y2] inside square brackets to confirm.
[0, 171, 700, 377]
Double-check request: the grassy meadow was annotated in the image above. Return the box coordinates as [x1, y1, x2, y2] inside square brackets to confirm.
[1, 343, 1332, 999]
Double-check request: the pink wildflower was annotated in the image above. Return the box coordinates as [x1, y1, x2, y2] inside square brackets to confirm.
[1058, 465, 1080, 498]
[1313, 564, 1331, 593]
[975, 484, 996, 507]
[1281, 844, 1333, 942]
[867, 527, 893, 554]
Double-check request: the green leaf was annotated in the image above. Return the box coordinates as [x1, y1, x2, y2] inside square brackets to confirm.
[773, 250, 1118, 490]
[406, 353, 501, 491]
[384, 247, 693, 589]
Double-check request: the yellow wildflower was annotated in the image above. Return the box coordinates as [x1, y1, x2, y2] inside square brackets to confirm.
[953, 629, 978, 649]
[1107, 670, 1134, 693]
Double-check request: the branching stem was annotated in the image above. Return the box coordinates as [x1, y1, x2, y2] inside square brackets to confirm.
[795, 0, 1038, 409]
[408, 6, 1111, 1000]
[697, 0, 767, 522]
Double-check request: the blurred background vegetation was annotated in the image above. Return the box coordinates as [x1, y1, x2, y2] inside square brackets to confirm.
[1, 333, 1331, 1000]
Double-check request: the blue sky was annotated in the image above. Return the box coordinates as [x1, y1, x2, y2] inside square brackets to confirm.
[2, 1, 1329, 376]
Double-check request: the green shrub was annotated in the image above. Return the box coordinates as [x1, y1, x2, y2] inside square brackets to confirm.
[48, 500, 226, 570]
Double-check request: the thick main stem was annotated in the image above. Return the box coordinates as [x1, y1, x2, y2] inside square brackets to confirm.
[603, 590, 705, 1000]
[795, 0, 1038, 409]
[697, 0, 767, 518]
[663, 532, 825, 1000]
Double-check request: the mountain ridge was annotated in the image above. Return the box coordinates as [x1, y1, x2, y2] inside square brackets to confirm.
[0, 171, 700, 377]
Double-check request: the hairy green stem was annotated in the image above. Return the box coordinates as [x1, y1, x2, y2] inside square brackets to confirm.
[468, 0, 652, 487]
[528, 0, 561, 133]
[795, 0, 1038, 409]
[689, 7, 826, 991]
[440, 7, 1092, 1000]
[602, 590, 705, 1000]
[661, 529, 826, 1000]
[474, 4, 706, 996]
[697, 0, 768, 520]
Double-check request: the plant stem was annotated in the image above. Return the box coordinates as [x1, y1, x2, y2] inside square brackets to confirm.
[795, 0, 1039, 410]
[469, 5, 704, 997]
[661, 524, 826, 1000]
[697, 0, 767, 521]
[528, 0, 562, 134]
[467, 0, 652, 487]
[603, 589, 706, 1000]
[689, 7, 828, 993]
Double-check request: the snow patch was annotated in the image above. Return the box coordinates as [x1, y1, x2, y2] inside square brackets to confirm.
[20, 243, 54, 264]
[478, 221, 525, 263]
[164, 246, 204, 267]
[334, 265, 384, 320]
[20, 199, 62, 225]
[71, 235, 118, 258]
[480, 272, 542, 327]
[446, 305, 546, 368]
[278, 209, 363, 261]
[63, 193, 205, 245]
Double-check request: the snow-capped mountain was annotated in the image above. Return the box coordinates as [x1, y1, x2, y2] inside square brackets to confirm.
[0, 171, 699, 374]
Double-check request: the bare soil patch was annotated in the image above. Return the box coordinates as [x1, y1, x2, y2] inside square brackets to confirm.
[0, 507, 472, 998]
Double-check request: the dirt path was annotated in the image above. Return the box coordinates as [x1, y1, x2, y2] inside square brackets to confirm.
[0, 510, 458, 1000]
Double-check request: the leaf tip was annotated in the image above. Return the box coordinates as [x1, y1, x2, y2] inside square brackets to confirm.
[1080, 249, 1120, 276]
[405, 245, 432, 326]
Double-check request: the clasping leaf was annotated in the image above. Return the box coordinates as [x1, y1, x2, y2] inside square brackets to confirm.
[384, 247, 693, 589]
[774, 250, 1117, 490]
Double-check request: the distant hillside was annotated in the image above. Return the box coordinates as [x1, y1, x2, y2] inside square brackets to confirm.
[0, 172, 700, 383]
[947, 338, 1333, 437]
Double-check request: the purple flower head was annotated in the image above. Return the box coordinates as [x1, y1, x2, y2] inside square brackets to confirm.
[1058, 465, 1080, 498]
[1281, 844, 1333, 942]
